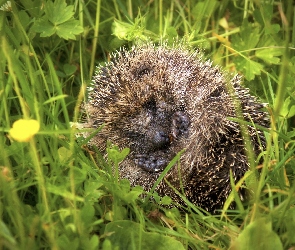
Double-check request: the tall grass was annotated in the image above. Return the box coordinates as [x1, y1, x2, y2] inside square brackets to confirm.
[0, 0, 294, 249]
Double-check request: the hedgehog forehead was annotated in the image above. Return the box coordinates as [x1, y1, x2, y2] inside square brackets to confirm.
[129, 81, 175, 106]
[119, 46, 193, 68]
[109, 47, 199, 84]
[91, 45, 200, 109]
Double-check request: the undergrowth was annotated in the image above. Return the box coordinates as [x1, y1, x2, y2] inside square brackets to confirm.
[0, 0, 295, 249]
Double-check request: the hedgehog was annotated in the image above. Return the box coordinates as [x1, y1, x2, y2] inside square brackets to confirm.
[84, 43, 269, 212]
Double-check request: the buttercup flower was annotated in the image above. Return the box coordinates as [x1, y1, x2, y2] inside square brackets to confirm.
[9, 119, 40, 142]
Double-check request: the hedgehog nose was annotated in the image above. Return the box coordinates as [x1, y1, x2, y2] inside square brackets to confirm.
[152, 130, 170, 149]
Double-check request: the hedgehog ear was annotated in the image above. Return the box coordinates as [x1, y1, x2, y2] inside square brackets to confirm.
[100, 67, 109, 77]
[135, 65, 153, 78]
[209, 86, 225, 98]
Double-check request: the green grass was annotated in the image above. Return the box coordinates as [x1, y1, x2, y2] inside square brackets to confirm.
[0, 0, 295, 249]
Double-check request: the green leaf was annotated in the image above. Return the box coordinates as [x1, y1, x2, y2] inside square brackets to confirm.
[121, 185, 144, 204]
[232, 21, 260, 51]
[234, 57, 263, 81]
[58, 146, 72, 162]
[160, 196, 172, 205]
[56, 19, 84, 40]
[231, 21, 265, 80]
[265, 24, 280, 35]
[112, 14, 149, 41]
[45, 0, 74, 25]
[230, 218, 283, 250]
[46, 183, 84, 201]
[255, 48, 282, 64]
[279, 96, 295, 118]
[81, 204, 95, 224]
[105, 220, 185, 250]
[63, 64, 77, 76]
[89, 235, 99, 250]
[107, 146, 130, 165]
[112, 20, 133, 40]
[102, 239, 112, 250]
[57, 234, 79, 250]
[32, 18, 56, 37]
[84, 181, 105, 202]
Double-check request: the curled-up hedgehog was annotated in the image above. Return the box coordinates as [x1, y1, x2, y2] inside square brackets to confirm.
[84, 43, 269, 212]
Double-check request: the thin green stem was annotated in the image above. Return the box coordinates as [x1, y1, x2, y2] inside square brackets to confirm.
[89, 0, 101, 78]
[159, 0, 163, 35]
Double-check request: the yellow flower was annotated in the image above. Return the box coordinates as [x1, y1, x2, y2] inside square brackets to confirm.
[9, 119, 40, 142]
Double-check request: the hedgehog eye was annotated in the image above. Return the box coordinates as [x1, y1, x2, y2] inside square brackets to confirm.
[136, 66, 153, 78]
[142, 97, 157, 112]
[210, 86, 224, 98]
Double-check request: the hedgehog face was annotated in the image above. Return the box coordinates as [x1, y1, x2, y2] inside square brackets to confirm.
[109, 77, 191, 173]
[123, 96, 190, 173]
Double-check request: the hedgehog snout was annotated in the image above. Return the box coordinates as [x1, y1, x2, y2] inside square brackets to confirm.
[134, 111, 190, 173]
[151, 130, 170, 149]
